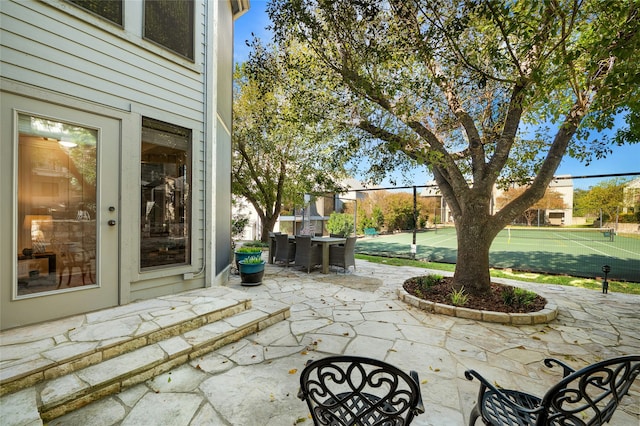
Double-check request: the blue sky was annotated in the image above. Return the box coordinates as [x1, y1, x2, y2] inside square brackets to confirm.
[234, 2, 639, 190]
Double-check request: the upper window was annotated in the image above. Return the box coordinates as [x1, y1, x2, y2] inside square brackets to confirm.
[67, 0, 123, 26]
[144, 0, 195, 60]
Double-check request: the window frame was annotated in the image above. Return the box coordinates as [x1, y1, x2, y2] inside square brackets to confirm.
[66, 0, 124, 27]
[15, 112, 100, 298]
[139, 117, 193, 272]
[142, 0, 195, 62]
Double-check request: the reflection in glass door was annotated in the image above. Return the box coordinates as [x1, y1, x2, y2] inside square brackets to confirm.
[16, 114, 97, 296]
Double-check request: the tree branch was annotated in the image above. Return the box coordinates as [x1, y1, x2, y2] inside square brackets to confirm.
[411, 1, 518, 84]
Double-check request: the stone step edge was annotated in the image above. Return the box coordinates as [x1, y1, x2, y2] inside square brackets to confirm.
[38, 305, 290, 422]
[0, 299, 252, 396]
[397, 287, 558, 325]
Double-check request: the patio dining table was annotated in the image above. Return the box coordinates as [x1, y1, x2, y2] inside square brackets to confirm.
[311, 236, 346, 274]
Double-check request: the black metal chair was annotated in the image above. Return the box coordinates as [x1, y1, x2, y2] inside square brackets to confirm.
[465, 355, 640, 426]
[298, 355, 425, 425]
[329, 236, 356, 273]
[274, 233, 295, 267]
[294, 235, 322, 273]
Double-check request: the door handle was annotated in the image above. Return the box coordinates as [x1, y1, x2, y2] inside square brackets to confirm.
[108, 220, 117, 226]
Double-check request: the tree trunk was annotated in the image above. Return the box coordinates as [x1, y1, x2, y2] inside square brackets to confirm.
[452, 214, 495, 294]
[260, 214, 279, 242]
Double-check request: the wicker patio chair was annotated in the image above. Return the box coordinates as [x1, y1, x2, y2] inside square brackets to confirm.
[329, 236, 356, 272]
[294, 235, 322, 273]
[274, 233, 295, 267]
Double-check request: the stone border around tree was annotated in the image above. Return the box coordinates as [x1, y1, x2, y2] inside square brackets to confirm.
[397, 287, 558, 325]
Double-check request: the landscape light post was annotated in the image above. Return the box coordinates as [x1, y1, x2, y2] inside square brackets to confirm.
[601, 265, 611, 294]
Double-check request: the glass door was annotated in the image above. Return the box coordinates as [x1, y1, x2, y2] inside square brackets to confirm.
[3, 93, 120, 328]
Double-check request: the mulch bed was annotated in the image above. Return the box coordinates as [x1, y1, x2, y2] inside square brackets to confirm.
[403, 276, 547, 314]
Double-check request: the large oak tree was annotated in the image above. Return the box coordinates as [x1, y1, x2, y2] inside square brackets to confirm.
[232, 44, 348, 241]
[268, 0, 639, 293]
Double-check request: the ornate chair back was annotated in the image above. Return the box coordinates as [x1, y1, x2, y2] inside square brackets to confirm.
[538, 356, 640, 425]
[298, 355, 424, 425]
[466, 355, 640, 426]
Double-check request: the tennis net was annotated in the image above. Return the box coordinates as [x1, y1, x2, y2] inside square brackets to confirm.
[497, 227, 616, 242]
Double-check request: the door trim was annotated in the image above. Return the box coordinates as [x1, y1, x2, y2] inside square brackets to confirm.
[1, 88, 126, 329]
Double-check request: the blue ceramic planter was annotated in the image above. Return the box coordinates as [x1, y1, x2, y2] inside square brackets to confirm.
[238, 259, 265, 286]
[235, 250, 262, 270]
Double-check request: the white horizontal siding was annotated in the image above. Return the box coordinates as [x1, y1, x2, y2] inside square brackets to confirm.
[1, 0, 216, 294]
[1, 1, 206, 124]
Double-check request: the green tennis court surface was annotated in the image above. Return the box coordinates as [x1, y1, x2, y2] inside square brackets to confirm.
[355, 227, 640, 282]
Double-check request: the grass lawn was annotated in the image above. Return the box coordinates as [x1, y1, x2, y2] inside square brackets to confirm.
[356, 254, 640, 295]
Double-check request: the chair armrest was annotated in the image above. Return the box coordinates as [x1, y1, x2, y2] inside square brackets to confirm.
[465, 370, 541, 415]
[465, 369, 500, 394]
[544, 358, 576, 377]
[410, 370, 425, 415]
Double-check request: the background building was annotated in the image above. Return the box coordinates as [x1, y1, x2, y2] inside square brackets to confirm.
[422, 177, 575, 226]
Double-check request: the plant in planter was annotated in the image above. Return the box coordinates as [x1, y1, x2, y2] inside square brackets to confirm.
[238, 255, 266, 286]
[234, 246, 263, 270]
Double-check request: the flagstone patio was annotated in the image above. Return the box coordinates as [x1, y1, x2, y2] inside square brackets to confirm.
[1, 259, 639, 425]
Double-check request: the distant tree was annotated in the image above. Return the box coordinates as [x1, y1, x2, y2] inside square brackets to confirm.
[371, 206, 385, 229]
[373, 192, 434, 231]
[231, 197, 251, 241]
[345, 191, 387, 233]
[232, 43, 348, 241]
[497, 187, 566, 226]
[573, 189, 591, 218]
[420, 197, 441, 226]
[380, 193, 415, 231]
[354, 203, 372, 234]
[326, 212, 354, 236]
[573, 178, 629, 223]
[231, 213, 250, 240]
[270, 0, 640, 293]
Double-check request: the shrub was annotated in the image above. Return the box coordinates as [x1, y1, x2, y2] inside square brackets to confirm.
[501, 287, 516, 306]
[417, 274, 443, 291]
[236, 246, 262, 253]
[618, 213, 640, 223]
[327, 212, 355, 236]
[231, 214, 249, 240]
[243, 241, 268, 248]
[449, 286, 469, 306]
[502, 287, 537, 307]
[239, 256, 263, 264]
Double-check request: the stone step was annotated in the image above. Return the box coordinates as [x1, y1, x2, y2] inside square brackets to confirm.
[1, 296, 252, 397]
[6, 300, 290, 422]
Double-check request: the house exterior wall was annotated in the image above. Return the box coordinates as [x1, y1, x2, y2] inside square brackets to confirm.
[0, 0, 244, 329]
[547, 176, 574, 225]
[214, 0, 234, 277]
[623, 177, 640, 213]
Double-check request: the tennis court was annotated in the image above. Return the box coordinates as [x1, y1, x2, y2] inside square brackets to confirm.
[355, 227, 640, 282]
